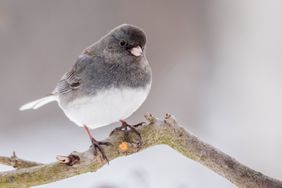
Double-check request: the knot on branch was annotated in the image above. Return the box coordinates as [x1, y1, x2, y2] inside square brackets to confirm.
[164, 113, 177, 126]
[10, 152, 20, 168]
[56, 153, 80, 166]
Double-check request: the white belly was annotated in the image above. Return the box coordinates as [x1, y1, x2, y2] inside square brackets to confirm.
[59, 85, 151, 129]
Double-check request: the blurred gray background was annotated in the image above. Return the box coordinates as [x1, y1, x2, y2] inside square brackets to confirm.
[1, 0, 282, 187]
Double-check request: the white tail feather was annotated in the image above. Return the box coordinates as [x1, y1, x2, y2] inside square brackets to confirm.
[19, 95, 57, 111]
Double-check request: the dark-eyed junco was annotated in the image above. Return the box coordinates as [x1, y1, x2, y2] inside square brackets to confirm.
[20, 24, 152, 161]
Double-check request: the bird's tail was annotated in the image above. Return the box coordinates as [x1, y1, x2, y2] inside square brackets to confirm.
[19, 95, 57, 111]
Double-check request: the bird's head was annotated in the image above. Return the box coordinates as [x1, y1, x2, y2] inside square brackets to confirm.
[103, 24, 147, 59]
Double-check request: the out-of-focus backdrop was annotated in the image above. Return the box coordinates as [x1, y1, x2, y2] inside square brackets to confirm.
[1, 0, 282, 187]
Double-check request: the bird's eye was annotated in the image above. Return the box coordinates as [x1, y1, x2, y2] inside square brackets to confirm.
[70, 82, 80, 88]
[119, 40, 127, 47]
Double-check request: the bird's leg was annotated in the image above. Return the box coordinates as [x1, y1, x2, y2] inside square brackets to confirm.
[84, 125, 112, 162]
[110, 120, 145, 140]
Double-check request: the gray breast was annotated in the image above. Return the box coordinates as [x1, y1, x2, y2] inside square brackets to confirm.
[59, 55, 152, 106]
[83, 55, 151, 93]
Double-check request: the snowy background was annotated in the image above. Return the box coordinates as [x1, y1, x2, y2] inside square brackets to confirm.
[1, 0, 282, 187]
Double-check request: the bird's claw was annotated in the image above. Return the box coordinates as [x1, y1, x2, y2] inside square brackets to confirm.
[109, 121, 144, 150]
[110, 121, 145, 139]
[90, 138, 112, 163]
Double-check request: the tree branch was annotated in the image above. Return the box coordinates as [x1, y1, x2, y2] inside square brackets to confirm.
[0, 113, 281, 188]
[0, 152, 42, 169]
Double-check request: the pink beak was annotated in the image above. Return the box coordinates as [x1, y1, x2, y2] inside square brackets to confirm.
[130, 46, 143, 57]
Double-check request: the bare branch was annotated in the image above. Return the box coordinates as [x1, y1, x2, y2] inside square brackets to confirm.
[0, 113, 281, 188]
[0, 152, 42, 169]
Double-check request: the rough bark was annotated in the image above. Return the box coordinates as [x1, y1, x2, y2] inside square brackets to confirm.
[0, 113, 281, 188]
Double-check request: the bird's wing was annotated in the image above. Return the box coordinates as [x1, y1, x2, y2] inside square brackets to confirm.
[53, 69, 80, 94]
[53, 56, 89, 94]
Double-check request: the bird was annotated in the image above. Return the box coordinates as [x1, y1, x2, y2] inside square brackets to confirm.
[20, 24, 152, 161]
